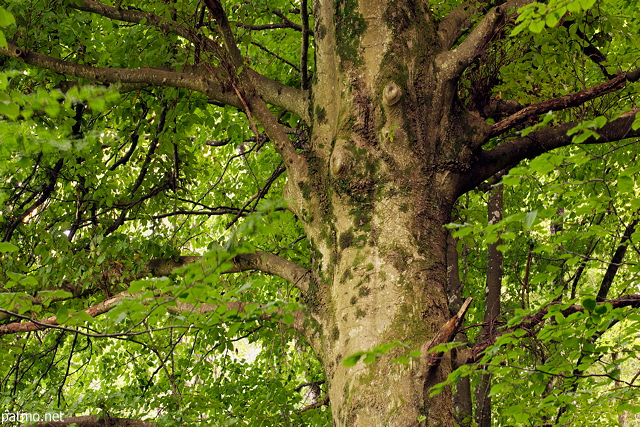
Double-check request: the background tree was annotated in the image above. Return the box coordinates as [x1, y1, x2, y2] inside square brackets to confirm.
[0, 0, 639, 426]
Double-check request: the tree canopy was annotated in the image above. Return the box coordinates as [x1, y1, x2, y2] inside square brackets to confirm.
[0, 0, 639, 426]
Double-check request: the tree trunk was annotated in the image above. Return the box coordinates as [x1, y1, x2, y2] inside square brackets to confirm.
[447, 234, 473, 426]
[475, 184, 504, 427]
[283, 1, 486, 424]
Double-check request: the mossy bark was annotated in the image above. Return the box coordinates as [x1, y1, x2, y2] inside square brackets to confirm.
[285, 1, 486, 425]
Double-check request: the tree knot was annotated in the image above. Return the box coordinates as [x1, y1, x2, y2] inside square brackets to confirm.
[383, 82, 402, 106]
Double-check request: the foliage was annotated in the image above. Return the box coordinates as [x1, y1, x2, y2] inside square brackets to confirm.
[0, 0, 639, 426]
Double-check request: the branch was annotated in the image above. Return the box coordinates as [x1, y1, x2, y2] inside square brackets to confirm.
[481, 98, 524, 121]
[146, 256, 203, 276]
[62, 0, 311, 120]
[109, 104, 149, 171]
[239, 22, 301, 31]
[3, 159, 63, 241]
[165, 301, 310, 336]
[203, 0, 309, 171]
[436, 0, 531, 81]
[488, 68, 640, 139]
[421, 297, 473, 373]
[561, 20, 615, 79]
[146, 251, 309, 292]
[0, 291, 138, 336]
[467, 294, 640, 364]
[293, 379, 325, 392]
[460, 110, 640, 195]
[272, 10, 304, 33]
[0, 291, 307, 337]
[229, 252, 310, 293]
[0, 250, 308, 330]
[0, 41, 243, 108]
[151, 207, 250, 220]
[300, 0, 310, 90]
[251, 41, 300, 71]
[203, 0, 244, 67]
[295, 395, 330, 415]
[596, 216, 639, 302]
[226, 163, 286, 229]
[437, 2, 475, 50]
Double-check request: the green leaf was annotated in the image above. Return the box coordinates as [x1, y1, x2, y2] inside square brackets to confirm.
[88, 97, 106, 112]
[128, 280, 146, 294]
[524, 210, 538, 229]
[594, 303, 610, 315]
[428, 342, 465, 354]
[21, 276, 38, 287]
[512, 328, 527, 338]
[342, 352, 364, 367]
[362, 353, 376, 364]
[0, 242, 18, 252]
[582, 297, 597, 312]
[452, 226, 473, 238]
[545, 13, 560, 28]
[529, 19, 546, 33]
[593, 116, 607, 128]
[617, 175, 634, 193]
[0, 7, 15, 27]
[567, 0, 582, 12]
[281, 313, 295, 325]
[577, 0, 596, 10]
[528, 155, 556, 175]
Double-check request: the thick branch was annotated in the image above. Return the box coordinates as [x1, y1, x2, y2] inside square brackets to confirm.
[203, 0, 244, 67]
[481, 98, 524, 120]
[437, 3, 475, 50]
[147, 252, 309, 292]
[0, 41, 243, 108]
[64, 0, 310, 120]
[0, 250, 309, 333]
[488, 69, 640, 139]
[436, 0, 531, 81]
[461, 110, 640, 195]
[229, 252, 310, 293]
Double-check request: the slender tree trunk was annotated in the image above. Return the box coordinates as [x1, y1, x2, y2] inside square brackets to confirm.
[475, 184, 503, 427]
[447, 234, 473, 426]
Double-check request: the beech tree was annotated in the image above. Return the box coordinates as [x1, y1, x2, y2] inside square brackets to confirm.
[0, 0, 639, 426]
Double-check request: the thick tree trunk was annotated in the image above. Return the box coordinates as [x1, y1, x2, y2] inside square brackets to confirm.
[282, 1, 484, 425]
[314, 218, 453, 426]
